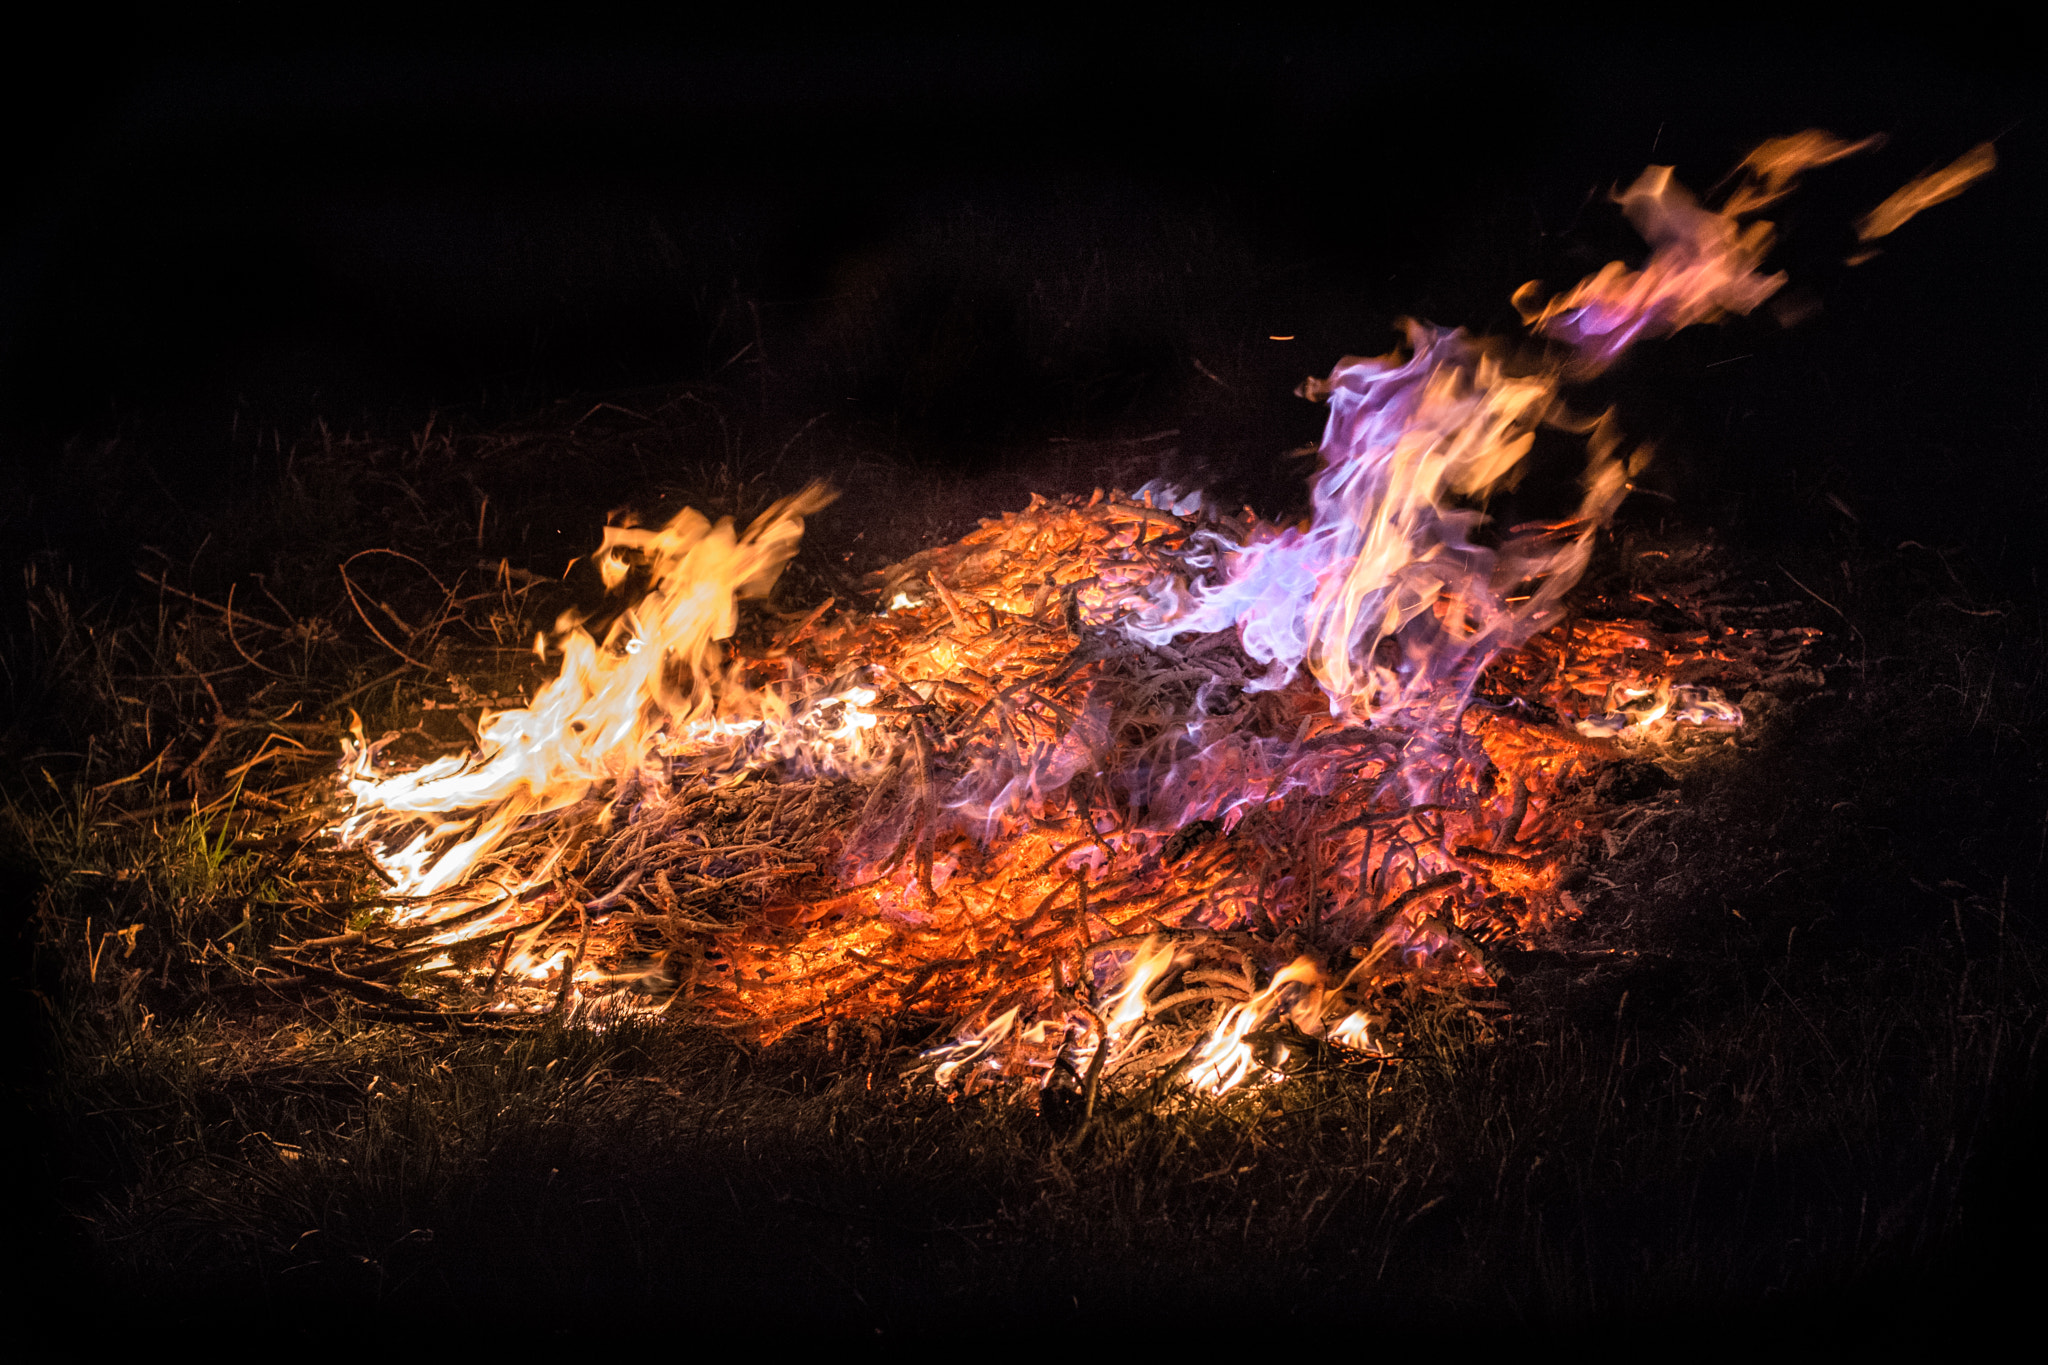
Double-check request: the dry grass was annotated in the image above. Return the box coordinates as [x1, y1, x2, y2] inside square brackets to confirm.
[35, 910, 2038, 1332]
[9, 389, 2046, 1336]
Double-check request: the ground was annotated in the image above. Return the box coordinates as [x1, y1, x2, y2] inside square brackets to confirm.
[6, 38, 2042, 1335]
[8, 396, 2042, 1338]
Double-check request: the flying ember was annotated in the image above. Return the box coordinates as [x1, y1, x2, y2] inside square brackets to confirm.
[331, 132, 1979, 1098]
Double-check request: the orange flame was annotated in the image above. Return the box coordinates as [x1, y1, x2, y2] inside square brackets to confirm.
[1857, 143, 1997, 243]
[329, 131, 1982, 1098]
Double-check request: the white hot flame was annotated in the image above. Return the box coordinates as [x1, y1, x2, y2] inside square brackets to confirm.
[340, 486, 832, 895]
[1122, 144, 1865, 726]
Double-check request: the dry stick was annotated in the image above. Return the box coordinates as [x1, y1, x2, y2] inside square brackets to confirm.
[587, 823, 647, 885]
[1326, 802, 1458, 836]
[775, 596, 838, 652]
[1388, 870, 1464, 914]
[180, 719, 236, 786]
[220, 733, 312, 783]
[1413, 912, 1509, 986]
[745, 968, 902, 1037]
[1184, 964, 1255, 995]
[992, 702, 1030, 776]
[1500, 777, 1530, 849]
[90, 742, 177, 794]
[648, 840, 797, 870]
[1071, 872, 1095, 1003]
[961, 676, 1035, 734]
[1131, 879, 1228, 927]
[662, 861, 816, 902]
[897, 958, 973, 1010]
[339, 560, 436, 671]
[350, 921, 530, 981]
[330, 664, 417, 710]
[220, 583, 295, 678]
[135, 570, 290, 633]
[846, 754, 906, 849]
[1012, 871, 1083, 936]
[1496, 713, 1622, 758]
[1353, 872, 1465, 952]
[489, 906, 564, 1002]
[260, 955, 442, 1015]
[289, 889, 516, 952]
[551, 897, 590, 1019]
[926, 571, 983, 639]
[1455, 845, 1560, 873]
[1070, 1001, 1112, 1146]
[1250, 865, 1274, 936]
[585, 868, 642, 910]
[1032, 837, 1105, 877]
[1333, 825, 1377, 923]
[909, 721, 937, 903]
[1085, 930, 1253, 961]
[1148, 986, 1246, 1018]
[1377, 835, 1418, 897]
[294, 929, 370, 953]
[1304, 845, 1321, 939]
[403, 567, 475, 662]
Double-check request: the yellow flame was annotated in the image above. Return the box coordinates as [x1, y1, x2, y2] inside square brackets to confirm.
[1184, 955, 1324, 1095]
[1326, 1010, 1377, 1051]
[931, 1007, 1021, 1086]
[341, 485, 833, 895]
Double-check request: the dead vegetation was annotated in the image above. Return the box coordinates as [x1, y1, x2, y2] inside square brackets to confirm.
[9, 396, 2046, 1332]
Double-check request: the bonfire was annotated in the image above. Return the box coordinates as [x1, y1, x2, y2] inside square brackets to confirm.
[310, 133, 1994, 1109]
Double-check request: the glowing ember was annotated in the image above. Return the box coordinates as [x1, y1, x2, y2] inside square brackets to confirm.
[328, 132, 1983, 1097]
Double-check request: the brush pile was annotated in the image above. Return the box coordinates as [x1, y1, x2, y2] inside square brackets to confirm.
[275, 134, 1937, 1094]
[278, 490, 1813, 1096]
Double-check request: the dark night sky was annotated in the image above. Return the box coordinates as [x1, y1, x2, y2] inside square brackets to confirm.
[3, 26, 2040, 560]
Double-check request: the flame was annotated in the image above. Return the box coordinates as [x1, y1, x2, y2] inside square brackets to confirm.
[930, 1007, 1021, 1087]
[1101, 936, 1177, 1037]
[1122, 322, 1627, 727]
[1723, 131, 1884, 217]
[1326, 1010, 1379, 1051]
[1857, 142, 1997, 243]
[340, 486, 833, 895]
[1513, 130, 1884, 370]
[1178, 955, 1321, 1093]
[1116, 135, 1894, 733]
[1117, 150, 1824, 723]
[327, 131, 1988, 1098]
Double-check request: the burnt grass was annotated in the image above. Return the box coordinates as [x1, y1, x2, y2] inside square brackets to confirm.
[4, 388, 2041, 1344]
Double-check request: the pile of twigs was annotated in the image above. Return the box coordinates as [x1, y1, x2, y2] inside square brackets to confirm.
[264, 494, 1812, 1091]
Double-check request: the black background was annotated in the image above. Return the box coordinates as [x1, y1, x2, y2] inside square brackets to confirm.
[5, 27, 2043, 1333]
[3, 24, 2040, 562]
